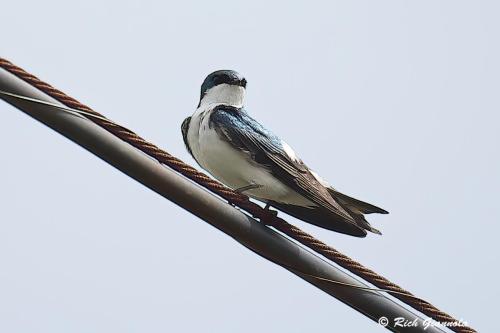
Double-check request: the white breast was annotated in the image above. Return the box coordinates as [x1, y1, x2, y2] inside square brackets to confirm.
[187, 105, 316, 207]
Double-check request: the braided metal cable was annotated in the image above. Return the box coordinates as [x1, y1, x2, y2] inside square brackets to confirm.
[0, 57, 475, 333]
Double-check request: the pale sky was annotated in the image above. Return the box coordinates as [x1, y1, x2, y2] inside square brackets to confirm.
[1, 1, 498, 332]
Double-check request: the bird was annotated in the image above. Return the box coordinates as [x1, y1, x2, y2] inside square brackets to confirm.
[181, 70, 388, 237]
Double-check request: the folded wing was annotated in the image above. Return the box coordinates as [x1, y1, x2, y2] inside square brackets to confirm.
[208, 105, 371, 236]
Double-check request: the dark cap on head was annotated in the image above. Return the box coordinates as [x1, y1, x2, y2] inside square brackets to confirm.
[200, 70, 247, 99]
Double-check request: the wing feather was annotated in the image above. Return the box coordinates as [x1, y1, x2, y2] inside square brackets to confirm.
[181, 116, 193, 156]
[209, 105, 356, 224]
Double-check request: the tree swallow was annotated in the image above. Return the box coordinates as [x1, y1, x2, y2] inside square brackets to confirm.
[181, 70, 388, 237]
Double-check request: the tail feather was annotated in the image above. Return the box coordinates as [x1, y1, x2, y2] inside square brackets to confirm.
[352, 213, 383, 235]
[266, 190, 387, 237]
[268, 201, 368, 237]
[327, 188, 387, 236]
[328, 189, 388, 215]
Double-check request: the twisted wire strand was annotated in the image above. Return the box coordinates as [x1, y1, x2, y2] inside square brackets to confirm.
[0, 58, 475, 333]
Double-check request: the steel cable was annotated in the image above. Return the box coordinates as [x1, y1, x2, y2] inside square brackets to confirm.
[0, 57, 475, 333]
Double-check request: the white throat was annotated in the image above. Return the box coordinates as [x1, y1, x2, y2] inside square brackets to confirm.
[200, 84, 245, 108]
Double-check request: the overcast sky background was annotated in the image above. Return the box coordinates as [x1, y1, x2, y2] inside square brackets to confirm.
[1, 1, 498, 332]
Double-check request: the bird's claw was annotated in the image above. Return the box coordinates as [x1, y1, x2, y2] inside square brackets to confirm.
[234, 183, 264, 194]
[261, 202, 278, 224]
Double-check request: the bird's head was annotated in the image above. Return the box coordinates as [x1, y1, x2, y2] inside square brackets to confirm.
[199, 70, 247, 108]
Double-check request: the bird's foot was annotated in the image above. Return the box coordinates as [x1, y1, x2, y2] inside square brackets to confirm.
[261, 202, 278, 225]
[234, 183, 263, 194]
